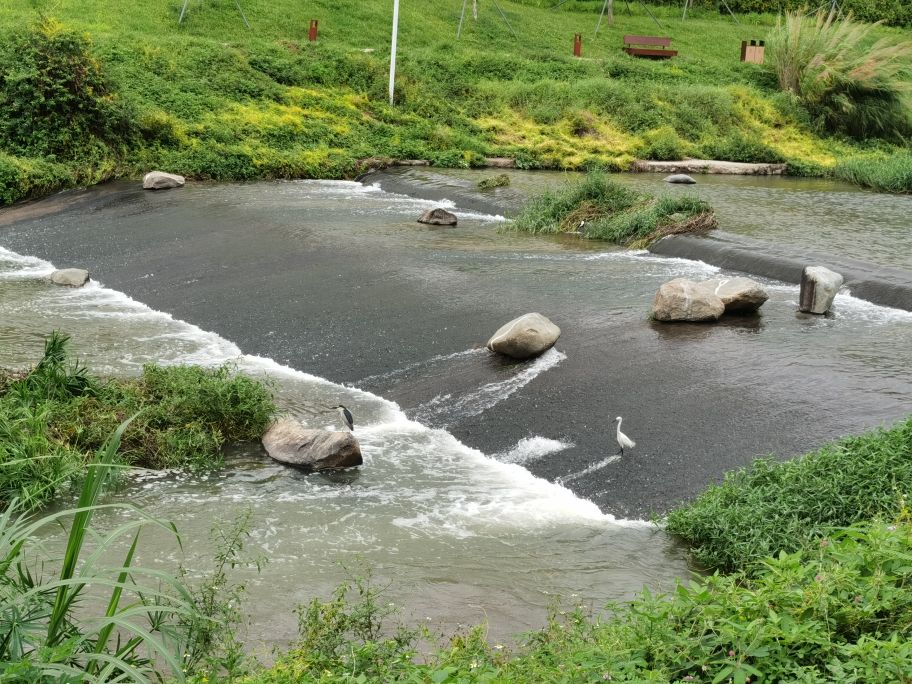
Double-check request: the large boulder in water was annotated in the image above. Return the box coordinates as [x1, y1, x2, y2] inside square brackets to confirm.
[700, 276, 769, 313]
[143, 171, 185, 190]
[486, 313, 561, 359]
[652, 278, 725, 322]
[664, 174, 696, 184]
[799, 266, 843, 314]
[417, 208, 457, 226]
[50, 268, 90, 287]
[262, 418, 362, 471]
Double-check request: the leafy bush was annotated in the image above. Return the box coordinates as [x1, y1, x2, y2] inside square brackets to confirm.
[510, 171, 716, 246]
[700, 130, 785, 163]
[0, 18, 136, 160]
[766, 9, 912, 140]
[666, 416, 912, 573]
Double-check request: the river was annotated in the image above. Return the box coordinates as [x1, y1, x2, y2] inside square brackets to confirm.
[1, 170, 910, 651]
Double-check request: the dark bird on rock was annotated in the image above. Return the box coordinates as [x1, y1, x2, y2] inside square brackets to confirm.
[334, 404, 354, 432]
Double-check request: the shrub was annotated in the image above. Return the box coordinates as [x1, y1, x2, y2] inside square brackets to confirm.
[666, 416, 912, 573]
[766, 9, 912, 140]
[0, 18, 136, 160]
[700, 130, 785, 163]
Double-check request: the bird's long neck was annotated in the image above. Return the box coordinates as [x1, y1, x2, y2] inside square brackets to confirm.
[616, 417, 623, 431]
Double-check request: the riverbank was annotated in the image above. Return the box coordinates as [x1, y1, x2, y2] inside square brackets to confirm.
[1, 0, 911, 208]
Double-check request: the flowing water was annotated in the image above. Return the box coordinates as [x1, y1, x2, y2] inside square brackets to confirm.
[1, 172, 911, 652]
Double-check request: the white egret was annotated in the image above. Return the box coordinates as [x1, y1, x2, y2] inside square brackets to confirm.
[613, 416, 635, 456]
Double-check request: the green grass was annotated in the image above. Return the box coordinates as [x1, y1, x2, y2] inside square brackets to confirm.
[665, 416, 912, 574]
[835, 151, 912, 193]
[1, 0, 910, 205]
[509, 170, 715, 245]
[0, 332, 276, 510]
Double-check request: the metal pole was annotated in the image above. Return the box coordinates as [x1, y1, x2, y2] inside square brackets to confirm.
[594, 0, 610, 35]
[682, 0, 690, 21]
[491, 0, 519, 39]
[457, 0, 469, 38]
[389, 0, 400, 105]
[179, 0, 190, 24]
[719, 0, 740, 24]
[639, 1, 663, 29]
[234, 0, 251, 29]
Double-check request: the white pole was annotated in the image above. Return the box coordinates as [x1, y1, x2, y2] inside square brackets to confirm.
[389, 0, 400, 105]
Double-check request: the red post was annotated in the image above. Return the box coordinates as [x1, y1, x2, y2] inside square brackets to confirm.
[573, 33, 582, 57]
[309, 19, 318, 42]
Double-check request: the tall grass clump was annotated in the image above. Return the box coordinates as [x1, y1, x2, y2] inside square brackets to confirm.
[0, 332, 276, 510]
[666, 416, 912, 573]
[767, 9, 912, 140]
[510, 171, 716, 246]
[835, 150, 912, 193]
[0, 419, 203, 682]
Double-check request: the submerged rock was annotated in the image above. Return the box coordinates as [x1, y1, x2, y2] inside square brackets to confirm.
[143, 171, 185, 190]
[664, 174, 696, 184]
[486, 312, 561, 359]
[652, 278, 725, 322]
[701, 276, 769, 313]
[417, 208, 457, 226]
[799, 266, 843, 314]
[262, 418, 362, 471]
[50, 268, 90, 287]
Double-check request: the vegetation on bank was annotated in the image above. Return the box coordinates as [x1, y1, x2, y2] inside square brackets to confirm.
[1, 0, 911, 206]
[0, 422, 263, 682]
[666, 416, 912, 573]
[515, 0, 912, 28]
[0, 332, 275, 511]
[510, 171, 716, 245]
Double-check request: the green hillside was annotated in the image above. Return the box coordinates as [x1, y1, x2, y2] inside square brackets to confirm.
[0, 0, 910, 205]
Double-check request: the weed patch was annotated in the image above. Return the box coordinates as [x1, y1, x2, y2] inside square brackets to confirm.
[509, 171, 716, 246]
[666, 416, 912, 573]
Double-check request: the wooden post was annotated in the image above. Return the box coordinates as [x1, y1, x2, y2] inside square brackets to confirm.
[308, 19, 318, 42]
[573, 33, 582, 57]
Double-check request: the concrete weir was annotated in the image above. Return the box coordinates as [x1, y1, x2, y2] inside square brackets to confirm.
[649, 231, 912, 312]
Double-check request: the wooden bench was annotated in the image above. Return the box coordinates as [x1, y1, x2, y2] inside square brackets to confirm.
[622, 35, 677, 59]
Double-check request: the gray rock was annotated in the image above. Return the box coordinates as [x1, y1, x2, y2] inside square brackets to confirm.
[143, 171, 185, 190]
[664, 174, 697, 184]
[417, 208, 457, 226]
[652, 278, 725, 322]
[799, 266, 843, 314]
[262, 418, 362, 471]
[701, 276, 769, 313]
[486, 312, 561, 359]
[50, 268, 90, 287]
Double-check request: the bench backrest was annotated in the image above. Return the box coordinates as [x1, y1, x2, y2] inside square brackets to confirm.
[623, 35, 672, 47]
